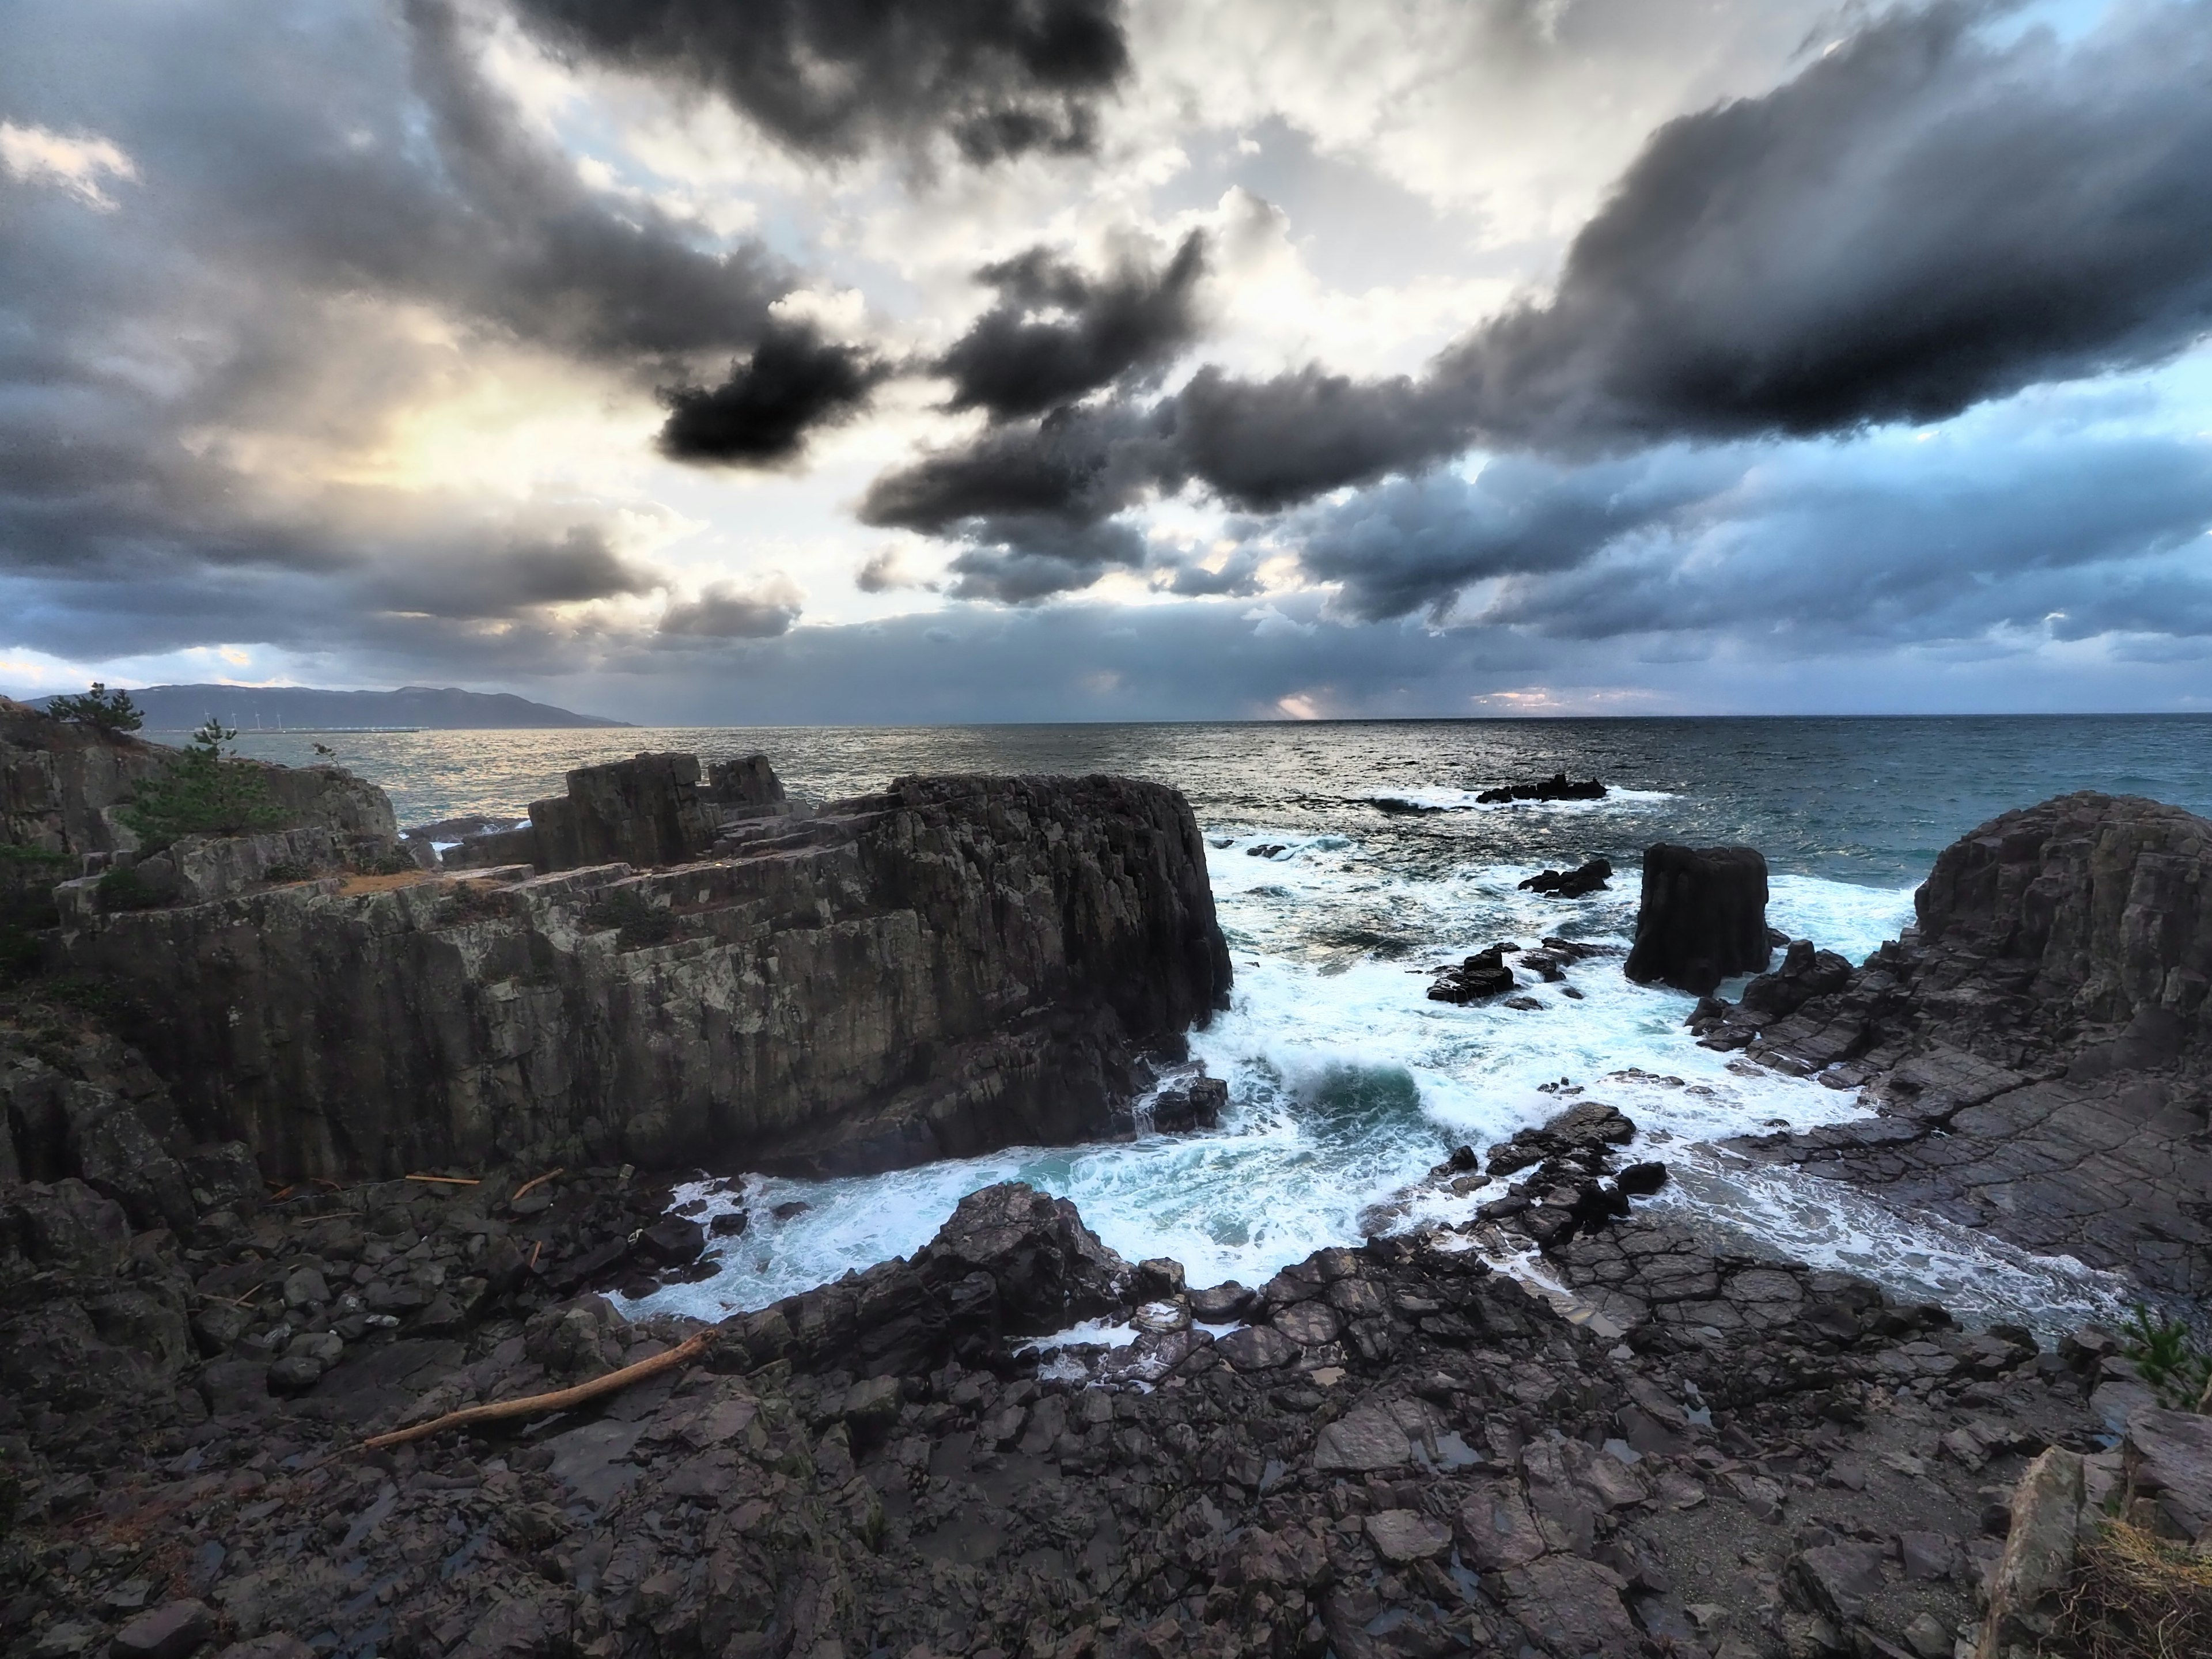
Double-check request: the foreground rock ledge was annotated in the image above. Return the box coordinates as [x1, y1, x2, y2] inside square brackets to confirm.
[0, 1172, 2149, 1659]
[59, 771, 1233, 1180]
[1694, 791, 2212, 1298]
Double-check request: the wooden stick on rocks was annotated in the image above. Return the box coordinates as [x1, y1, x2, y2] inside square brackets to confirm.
[360, 1332, 707, 1450]
[509, 1168, 565, 1205]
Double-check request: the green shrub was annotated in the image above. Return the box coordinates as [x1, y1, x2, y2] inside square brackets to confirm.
[583, 889, 677, 949]
[2123, 1306, 2212, 1411]
[263, 860, 316, 885]
[121, 719, 286, 851]
[97, 865, 162, 911]
[45, 681, 143, 734]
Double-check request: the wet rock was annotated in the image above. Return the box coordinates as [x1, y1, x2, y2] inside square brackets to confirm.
[1624, 844, 1771, 993]
[1364, 1510, 1450, 1563]
[636, 1217, 704, 1267]
[1478, 772, 1606, 804]
[1740, 938, 1854, 1020]
[1149, 1077, 1226, 1133]
[1427, 943, 1516, 1004]
[1217, 1325, 1297, 1373]
[1189, 1282, 1255, 1322]
[1312, 1406, 1411, 1472]
[1518, 857, 1613, 898]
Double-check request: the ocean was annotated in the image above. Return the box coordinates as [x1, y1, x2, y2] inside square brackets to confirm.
[229, 717, 2212, 1334]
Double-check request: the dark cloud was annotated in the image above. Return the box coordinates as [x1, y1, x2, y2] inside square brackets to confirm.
[939, 232, 1207, 419]
[658, 324, 889, 465]
[868, 0, 2212, 572]
[943, 518, 1149, 603]
[363, 526, 663, 620]
[509, 0, 1129, 161]
[1434, 0, 2212, 447]
[657, 578, 804, 638]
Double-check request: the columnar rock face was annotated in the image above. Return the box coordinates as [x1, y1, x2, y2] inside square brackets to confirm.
[529, 751, 717, 872]
[62, 772, 1233, 1181]
[1700, 793, 2212, 1296]
[1623, 844, 1771, 993]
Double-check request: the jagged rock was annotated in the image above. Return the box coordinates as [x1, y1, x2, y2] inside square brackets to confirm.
[2122, 1406, 2212, 1541]
[1625, 844, 1772, 993]
[1738, 938, 1854, 1020]
[914, 1183, 1132, 1335]
[111, 1600, 213, 1659]
[529, 752, 717, 872]
[1477, 772, 1607, 804]
[1518, 857, 1613, 897]
[1428, 942, 1517, 1003]
[1725, 794, 2212, 1296]
[1976, 1448, 2086, 1659]
[63, 771, 1232, 1180]
[704, 753, 785, 808]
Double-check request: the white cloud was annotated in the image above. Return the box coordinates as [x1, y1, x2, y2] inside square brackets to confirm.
[0, 120, 137, 209]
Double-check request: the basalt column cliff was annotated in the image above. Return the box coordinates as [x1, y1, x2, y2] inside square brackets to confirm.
[52, 756, 1233, 1183]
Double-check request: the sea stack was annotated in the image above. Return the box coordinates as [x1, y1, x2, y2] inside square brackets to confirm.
[1623, 843, 1771, 993]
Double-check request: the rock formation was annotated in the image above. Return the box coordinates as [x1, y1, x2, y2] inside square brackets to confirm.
[1518, 857, 1612, 897]
[1477, 771, 1607, 804]
[58, 770, 1233, 1181]
[1694, 792, 2212, 1297]
[0, 696, 396, 857]
[1623, 843, 1771, 993]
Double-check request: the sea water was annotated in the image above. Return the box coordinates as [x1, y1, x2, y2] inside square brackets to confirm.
[230, 717, 2212, 1331]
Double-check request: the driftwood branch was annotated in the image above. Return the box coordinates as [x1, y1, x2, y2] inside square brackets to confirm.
[360, 1331, 707, 1450]
[406, 1173, 480, 1186]
[510, 1168, 565, 1205]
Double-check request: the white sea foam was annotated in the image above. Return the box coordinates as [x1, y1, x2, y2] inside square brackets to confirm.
[623, 821, 2092, 1334]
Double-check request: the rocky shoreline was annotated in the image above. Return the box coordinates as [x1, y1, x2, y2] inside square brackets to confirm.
[6, 703, 2212, 1658]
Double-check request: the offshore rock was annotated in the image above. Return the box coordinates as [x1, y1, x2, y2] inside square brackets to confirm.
[1624, 844, 1771, 994]
[62, 771, 1233, 1180]
[1518, 857, 1613, 898]
[1709, 793, 2212, 1296]
[1477, 771, 1607, 804]
[1428, 942, 1518, 1003]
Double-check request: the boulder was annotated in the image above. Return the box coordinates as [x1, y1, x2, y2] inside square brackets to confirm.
[1517, 858, 1613, 898]
[1737, 938, 1854, 1020]
[1624, 844, 1771, 994]
[913, 1182, 1133, 1335]
[704, 753, 786, 809]
[528, 751, 716, 872]
[1429, 943, 1517, 1003]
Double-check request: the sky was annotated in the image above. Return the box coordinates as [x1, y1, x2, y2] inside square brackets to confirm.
[2, 0, 2210, 723]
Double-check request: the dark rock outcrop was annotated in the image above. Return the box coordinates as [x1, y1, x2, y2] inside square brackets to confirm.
[60, 772, 1233, 1181]
[1477, 771, 1606, 804]
[1518, 857, 1612, 897]
[1429, 942, 1517, 1003]
[0, 696, 392, 857]
[529, 751, 717, 872]
[1696, 793, 2212, 1297]
[1623, 843, 1771, 993]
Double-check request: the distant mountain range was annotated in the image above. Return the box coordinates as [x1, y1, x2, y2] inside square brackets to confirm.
[40, 684, 630, 730]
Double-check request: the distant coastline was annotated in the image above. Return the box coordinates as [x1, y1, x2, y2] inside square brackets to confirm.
[36, 682, 628, 730]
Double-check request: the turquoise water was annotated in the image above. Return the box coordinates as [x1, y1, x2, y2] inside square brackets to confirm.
[228, 717, 2212, 1328]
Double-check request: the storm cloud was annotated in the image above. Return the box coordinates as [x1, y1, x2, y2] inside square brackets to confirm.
[939, 232, 1209, 419]
[866, 0, 2212, 567]
[658, 325, 889, 465]
[509, 0, 1130, 161]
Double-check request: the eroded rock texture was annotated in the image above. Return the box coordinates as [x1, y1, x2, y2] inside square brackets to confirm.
[61, 773, 1232, 1181]
[1623, 844, 1771, 994]
[1693, 792, 2212, 1297]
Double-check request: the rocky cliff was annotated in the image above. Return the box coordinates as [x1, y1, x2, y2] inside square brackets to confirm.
[0, 695, 396, 855]
[58, 771, 1233, 1182]
[1692, 792, 2212, 1297]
